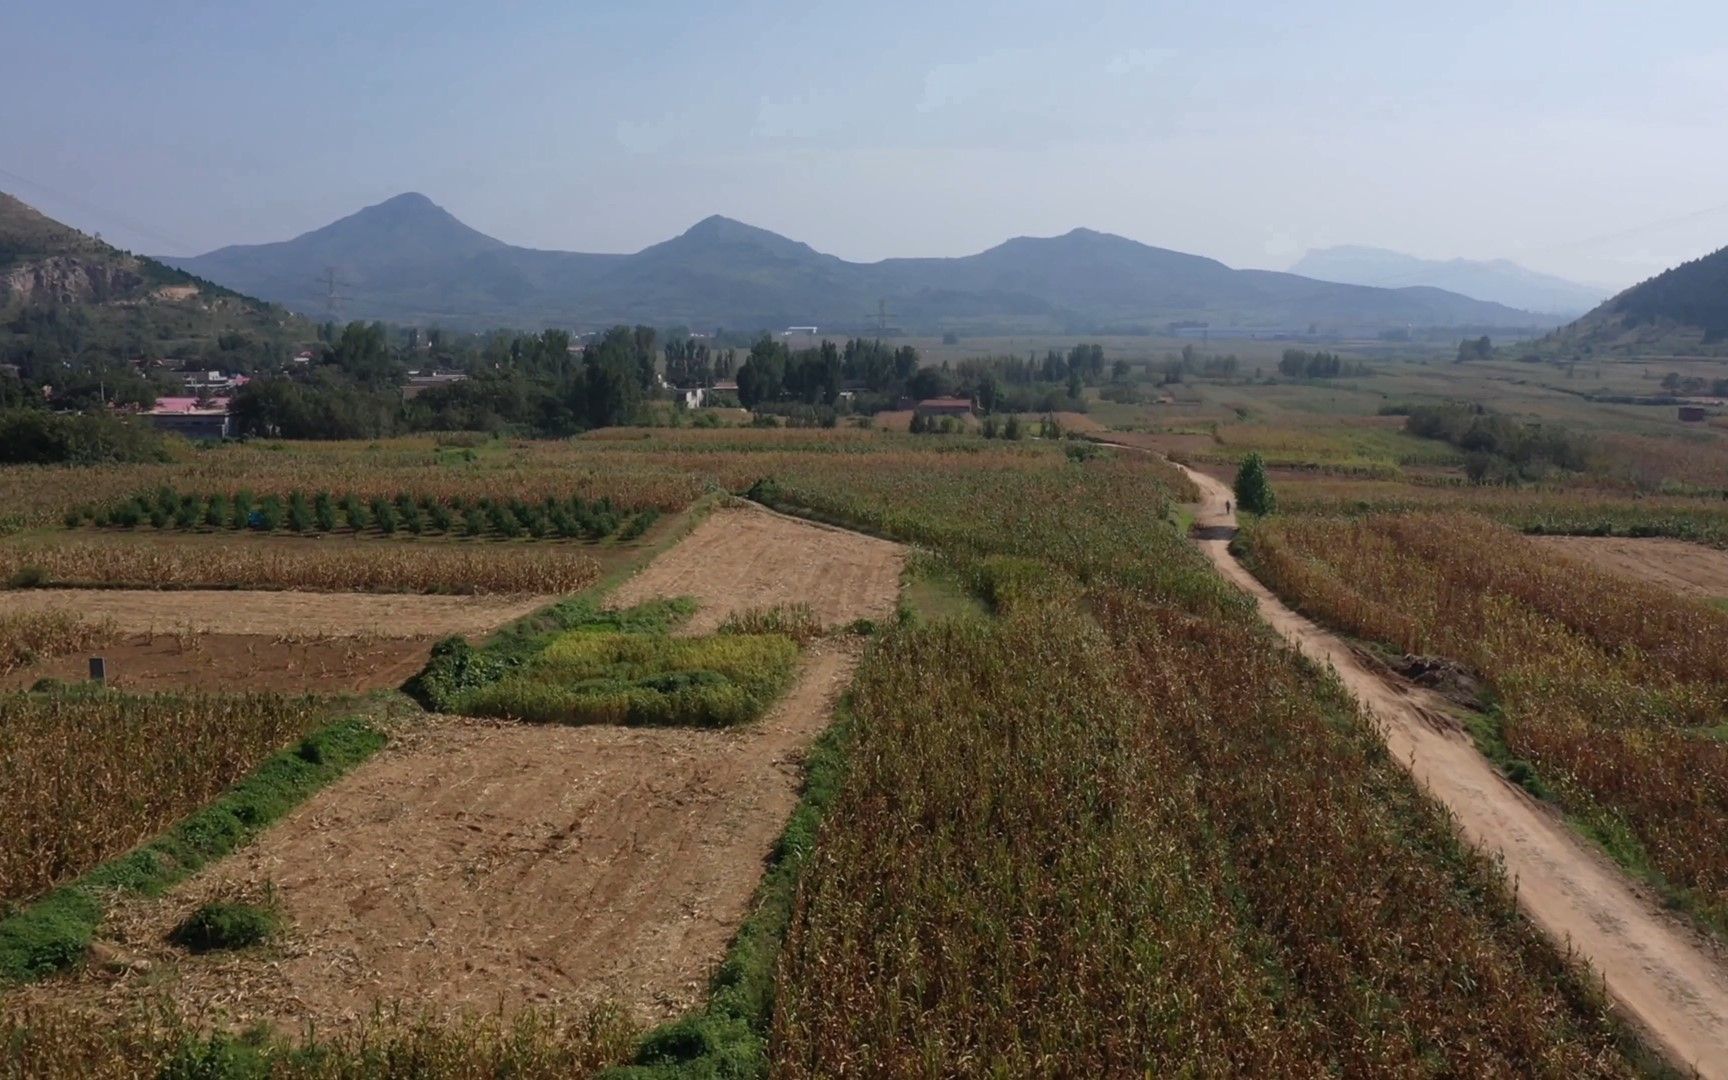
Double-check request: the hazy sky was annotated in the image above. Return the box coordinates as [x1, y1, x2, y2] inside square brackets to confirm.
[5, 0, 1726, 290]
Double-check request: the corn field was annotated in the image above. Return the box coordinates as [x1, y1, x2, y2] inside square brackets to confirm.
[0, 691, 329, 905]
[0, 536, 598, 595]
[1245, 511, 1728, 930]
[760, 454, 1637, 1073]
[0, 1002, 636, 1079]
[0, 611, 114, 677]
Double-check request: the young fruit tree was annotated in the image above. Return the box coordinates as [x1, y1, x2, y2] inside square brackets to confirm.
[1234, 451, 1276, 516]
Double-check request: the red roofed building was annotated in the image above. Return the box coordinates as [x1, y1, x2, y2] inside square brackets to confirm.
[914, 397, 975, 418]
[146, 396, 233, 439]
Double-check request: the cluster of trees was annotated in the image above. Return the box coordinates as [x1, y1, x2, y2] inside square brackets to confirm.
[230, 325, 660, 439]
[1659, 372, 1728, 397]
[0, 407, 174, 465]
[1455, 336, 1494, 363]
[1277, 349, 1368, 379]
[1404, 402, 1593, 482]
[734, 337, 920, 409]
[662, 337, 738, 387]
[729, 339, 1111, 416]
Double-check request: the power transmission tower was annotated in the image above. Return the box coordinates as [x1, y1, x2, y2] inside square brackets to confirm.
[867, 298, 895, 337]
[318, 266, 355, 324]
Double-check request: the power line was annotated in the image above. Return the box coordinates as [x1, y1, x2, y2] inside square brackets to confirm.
[0, 164, 199, 254]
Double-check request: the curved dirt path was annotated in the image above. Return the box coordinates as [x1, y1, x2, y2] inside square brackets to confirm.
[1174, 461, 1728, 1077]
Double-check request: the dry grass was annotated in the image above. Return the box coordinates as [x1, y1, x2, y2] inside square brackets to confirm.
[0, 1003, 637, 1078]
[0, 691, 331, 905]
[0, 537, 598, 595]
[1245, 511, 1728, 928]
[0, 611, 115, 677]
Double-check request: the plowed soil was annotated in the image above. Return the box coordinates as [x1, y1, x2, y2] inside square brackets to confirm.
[1528, 535, 1728, 599]
[0, 632, 434, 694]
[606, 505, 904, 633]
[4, 643, 863, 1030]
[4, 589, 552, 637]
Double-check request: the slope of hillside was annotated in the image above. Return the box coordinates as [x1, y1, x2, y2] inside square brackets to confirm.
[0, 192, 309, 362]
[164, 195, 1545, 334]
[1539, 244, 1728, 357]
[1291, 245, 1605, 316]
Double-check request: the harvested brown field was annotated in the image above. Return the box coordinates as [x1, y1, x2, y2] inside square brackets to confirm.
[605, 505, 905, 633]
[1529, 535, 1728, 599]
[0, 633, 437, 694]
[3, 643, 864, 1031]
[4, 589, 553, 638]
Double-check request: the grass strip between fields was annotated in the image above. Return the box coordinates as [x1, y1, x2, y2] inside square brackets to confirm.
[0, 712, 388, 986]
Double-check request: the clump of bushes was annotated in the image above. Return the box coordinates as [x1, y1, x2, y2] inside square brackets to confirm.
[169, 897, 282, 953]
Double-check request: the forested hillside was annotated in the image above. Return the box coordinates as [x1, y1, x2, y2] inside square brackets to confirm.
[1539, 243, 1728, 357]
[0, 192, 312, 376]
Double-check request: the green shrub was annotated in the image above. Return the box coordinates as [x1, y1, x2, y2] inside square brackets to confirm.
[170, 900, 281, 953]
[205, 494, 229, 529]
[286, 491, 313, 533]
[407, 635, 510, 712]
[254, 495, 284, 531]
[312, 491, 337, 532]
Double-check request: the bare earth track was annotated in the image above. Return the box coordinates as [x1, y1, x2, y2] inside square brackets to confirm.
[606, 504, 904, 633]
[1529, 535, 1728, 599]
[1174, 460, 1728, 1078]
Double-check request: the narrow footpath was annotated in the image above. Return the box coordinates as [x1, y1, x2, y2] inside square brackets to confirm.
[1177, 460, 1728, 1078]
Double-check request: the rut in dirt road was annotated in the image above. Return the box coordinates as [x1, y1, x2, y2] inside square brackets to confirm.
[1174, 459, 1728, 1079]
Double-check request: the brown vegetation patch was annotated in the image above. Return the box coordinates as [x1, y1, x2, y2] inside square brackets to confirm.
[606, 505, 904, 633]
[0, 633, 435, 695]
[3, 644, 863, 1031]
[2, 589, 553, 638]
[1529, 535, 1728, 599]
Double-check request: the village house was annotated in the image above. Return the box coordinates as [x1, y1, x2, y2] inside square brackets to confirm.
[145, 395, 233, 440]
[914, 397, 975, 418]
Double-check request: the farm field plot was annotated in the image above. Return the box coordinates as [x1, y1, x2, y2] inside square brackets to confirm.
[605, 505, 904, 634]
[0, 633, 432, 695]
[3, 642, 865, 1029]
[0, 591, 554, 693]
[1529, 535, 1728, 598]
[4, 589, 553, 638]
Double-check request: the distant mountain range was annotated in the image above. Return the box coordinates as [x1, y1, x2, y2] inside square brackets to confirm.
[161, 193, 1547, 335]
[1539, 243, 1728, 357]
[1289, 246, 1605, 317]
[0, 192, 307, 358]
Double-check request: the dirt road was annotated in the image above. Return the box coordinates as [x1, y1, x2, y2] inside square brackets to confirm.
[1176, 462, 1728, 1077]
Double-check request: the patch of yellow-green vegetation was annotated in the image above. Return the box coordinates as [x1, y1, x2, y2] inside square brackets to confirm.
[450, 599, 802, 728]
